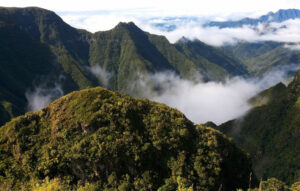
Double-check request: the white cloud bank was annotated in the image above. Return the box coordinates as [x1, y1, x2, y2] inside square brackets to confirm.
[134, 64, 300, 125]
[152, 74, 258, 125]
[4, 0, 300, 46]
[23, 63, 300, 124]
[60, 10, 300, 47]
[140, 18, 300, 46]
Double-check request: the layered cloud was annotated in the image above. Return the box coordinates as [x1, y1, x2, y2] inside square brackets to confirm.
[154, 19, 300, 46]
[60, 10, 300, 47]
[24, 62, 300, 124]
[50, 11, 300, 124]
[130, 64, 300, 125]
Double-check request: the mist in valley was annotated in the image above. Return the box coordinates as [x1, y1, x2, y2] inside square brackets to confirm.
[133, 63, 300, 125]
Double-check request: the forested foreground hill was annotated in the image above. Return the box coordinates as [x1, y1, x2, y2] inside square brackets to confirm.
[0, 87, 254, 190]
[217, 70, 300, 185]
[0, 7, 249, 126]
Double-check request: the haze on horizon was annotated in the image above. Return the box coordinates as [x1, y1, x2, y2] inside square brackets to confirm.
[2, 0, 300, 17]
[3, 0, 300, 47]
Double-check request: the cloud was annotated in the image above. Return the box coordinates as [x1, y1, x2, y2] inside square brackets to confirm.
[256, 63, 300, 87]
[129, 64, 300, 125]
[2, 0, 300, 17]
[148, 24, 258, 46]
[284, 43, 300, 50]
[152, 75, 258, 125]
[148, 19, 300, 46]
[87, 65, 112, 87]
[23, 61, 300, 125]
[25, 81, 64, 112]
[60, 9, 300, 47]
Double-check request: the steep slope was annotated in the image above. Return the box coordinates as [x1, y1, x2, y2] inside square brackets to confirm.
[0, 7, 95, 89]
[0, 7, 95, 126]
[217, 70, 300, 184]
[0, 87, 255, 191]
[249, 82, 287, 107]
[175, 39, 248, 81]
[0, 19, 60, 124]
[225, 41, 300, 76]
[89, 22, 200, 93]
[208, 9, 300, 28]
[1, 6, 203, 91]
[0, 6, 255, 126]
[224, 41, 282, 61]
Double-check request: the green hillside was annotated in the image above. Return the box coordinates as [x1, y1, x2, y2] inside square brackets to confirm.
[175, 39, 248, 81]
[0, 7, 95, 126]
[89, 22, 200, 93]
[1, 6, 300, 190]
[0, 21, 59, 125]
[225, 41, 300, 76]
[0, 7, 251, 126]
[217, 70, 300, 185]
[242, 178, 300, 191]
[0, 87, 254, 191]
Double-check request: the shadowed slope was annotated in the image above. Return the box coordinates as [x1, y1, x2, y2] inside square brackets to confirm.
[218, 70, 300, 184]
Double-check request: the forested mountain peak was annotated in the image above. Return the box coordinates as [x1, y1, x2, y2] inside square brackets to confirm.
[0, 87, 254, 190]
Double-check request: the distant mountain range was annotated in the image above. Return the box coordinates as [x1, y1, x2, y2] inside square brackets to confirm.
[151, 9, 300, 32]
[207, 9, 300, 28]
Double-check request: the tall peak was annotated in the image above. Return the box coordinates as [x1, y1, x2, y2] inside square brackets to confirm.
[115, 22, 138, 29]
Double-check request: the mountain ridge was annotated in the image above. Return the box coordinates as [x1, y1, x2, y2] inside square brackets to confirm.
[208, 9, 300, 28]
[175, 38, 248, 80]
[0, 6, 249, 125]
[217, 70, 300, 184]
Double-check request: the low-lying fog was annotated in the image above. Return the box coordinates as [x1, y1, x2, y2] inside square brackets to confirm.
[26, 64, 300, 125]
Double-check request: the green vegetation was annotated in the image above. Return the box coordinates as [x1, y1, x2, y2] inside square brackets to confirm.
[0, 7, 253, 125]
[238, 178, 293, 191]
[248, 82, 287, 107]
[89, 22, 199, 92]
[224, 41, 300, 76]
[217, 70, 300, 185]
[238, 178, 300, 191]
[0, 21, 58, 125]
[0, 87, 254, 190]
[291, 181, 300, 191]
[1, 7, 299, 189]
[175, 39, 248, 81]
[255, 178, 291, 191]
[0, 7, 93, 126]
